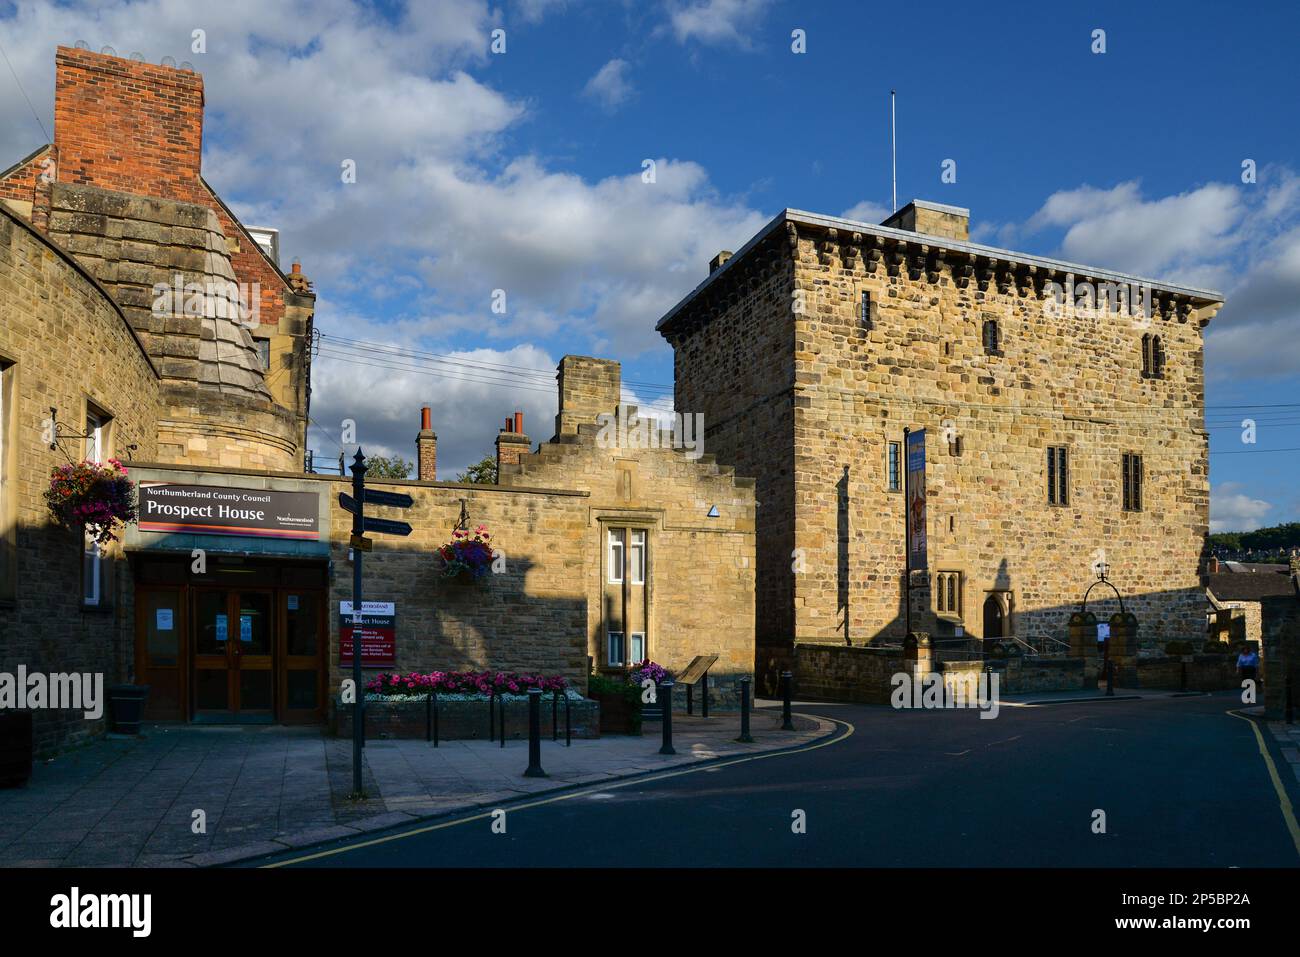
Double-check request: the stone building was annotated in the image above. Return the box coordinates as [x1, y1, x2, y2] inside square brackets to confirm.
[658, 200, 1224, 683]
[0, 47, 755, 751]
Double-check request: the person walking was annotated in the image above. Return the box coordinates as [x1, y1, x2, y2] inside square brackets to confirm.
[1237, 645, 1259, 683]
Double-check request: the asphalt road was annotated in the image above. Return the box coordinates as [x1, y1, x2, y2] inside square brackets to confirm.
[257, 694, 1300, 868]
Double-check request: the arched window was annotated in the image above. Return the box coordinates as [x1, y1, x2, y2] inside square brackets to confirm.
[1141, 334, 1151, 375]
[982, 319, 1000, 355]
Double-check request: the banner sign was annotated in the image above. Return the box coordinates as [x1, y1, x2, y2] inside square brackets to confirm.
[906, 430, 928, 571]
[339, 601, 396, 666]
[138, 483, 320, 540]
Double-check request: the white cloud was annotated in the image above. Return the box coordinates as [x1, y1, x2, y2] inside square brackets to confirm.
[582, 58, 634, 111]
[1210, 483, 1273, 533]
[308, 320, 561, 479]
[1015, 171, 1300, 382]
[666, 0, 773, 48]
[841, 200, 890, 225]
[0, 0, 771, 359]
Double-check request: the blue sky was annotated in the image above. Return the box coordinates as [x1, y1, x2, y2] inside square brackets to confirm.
[2, 0, 1297, 530]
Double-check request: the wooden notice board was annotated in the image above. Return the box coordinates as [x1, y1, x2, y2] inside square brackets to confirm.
[676, 654, 718, 686]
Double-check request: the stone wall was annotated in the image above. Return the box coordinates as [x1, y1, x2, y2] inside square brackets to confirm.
[499, 385, 757, 696]
[335, 695, 601, 741]
[793, 643, 906, 703]
[1261, 594, 1300, 718]
[0, 204, 160, 754]
[661, 238, 794, 681]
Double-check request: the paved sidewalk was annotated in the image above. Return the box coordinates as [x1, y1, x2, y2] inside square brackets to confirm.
[1264, 718, 1300, 786]
[0, 707, 831, 868]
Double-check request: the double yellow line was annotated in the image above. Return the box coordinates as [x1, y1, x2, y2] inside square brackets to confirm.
[1228, 709, 1300, 860]
[262, 714, 855, 867]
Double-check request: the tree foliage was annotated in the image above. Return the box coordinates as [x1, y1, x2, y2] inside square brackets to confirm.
[455, 456, 498, 484]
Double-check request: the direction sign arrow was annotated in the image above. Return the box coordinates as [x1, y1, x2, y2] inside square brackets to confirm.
[362, 488, 414, 509]
[363, 516, 413, 537]
[340, 490, 414, 513]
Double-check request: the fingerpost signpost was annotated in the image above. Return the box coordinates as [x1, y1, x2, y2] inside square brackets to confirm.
[339, 449, 414, 797]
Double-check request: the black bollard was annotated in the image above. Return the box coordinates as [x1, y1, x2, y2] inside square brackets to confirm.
[432, 691, 439, 748]
[1105, 658, 1115, 697]
[781, 670, 795, 730]
[736, 677, 754, 743]
[552, 689, 558, 742]
[489, 690, 495, 741]
[565, 693, 572, 746]
[426, 691, 432, 743]
[500, 694, 506, 748]
[659, 679, 676, 755]
[702, 671, 710, 719]
[524, 688, 547, 777]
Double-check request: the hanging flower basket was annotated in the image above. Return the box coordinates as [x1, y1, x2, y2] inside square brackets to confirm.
[45, 459, 137, 545]
[436, 524, 495, 579]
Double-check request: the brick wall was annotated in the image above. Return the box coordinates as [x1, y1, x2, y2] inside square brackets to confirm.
[0, 204, 160, 754]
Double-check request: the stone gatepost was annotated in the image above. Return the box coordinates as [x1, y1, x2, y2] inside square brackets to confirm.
[904, 632, 933, 684]
[1109, 612, 1139, 684]
[1068, 611, 1098, 658]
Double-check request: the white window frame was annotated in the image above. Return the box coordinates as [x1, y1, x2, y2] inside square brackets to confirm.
[607, 528, 625, 584]
[607, 631, 625, 667]
[82, 409, 107, 607]
[628, 529, 645, 585]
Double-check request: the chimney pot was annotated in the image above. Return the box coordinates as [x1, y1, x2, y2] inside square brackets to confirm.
[421, 405, 431, 430]
[514, 410, 523, 434]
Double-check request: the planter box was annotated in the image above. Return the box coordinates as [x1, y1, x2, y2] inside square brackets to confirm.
[106, 685, 151, 735]
[590, 691, 641, 735]
[334, 695, 600, 740]
[0, 710, 33, 788]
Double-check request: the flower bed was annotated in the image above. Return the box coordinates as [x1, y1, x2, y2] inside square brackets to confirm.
[335, 691, 599, 740]
[365, 670, 567, 697]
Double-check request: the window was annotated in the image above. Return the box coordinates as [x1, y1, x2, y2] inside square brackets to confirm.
[608, 527, 647, 584]
[935, 571, 962, 616]
[628, 529, 645, 585]
[607, 528, 624, 584]
[629, 633, 645, 664]
[982, 319, 1000, 355]
[255, 337, 271, 371]
[1122, 453, 1144, 511]
[1047, 446, 1069, 506]
[886, 441, 901, 492]
[1142, 334, 1164, 378]
[607, 631, 625, 667]
[82, 406, 111, 607]
[948, 434, 962, 457]
[859, 290, 875, 331]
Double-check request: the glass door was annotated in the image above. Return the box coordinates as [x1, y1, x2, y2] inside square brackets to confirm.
[191, 589, 275, 719]
[279, 590, 324, 722]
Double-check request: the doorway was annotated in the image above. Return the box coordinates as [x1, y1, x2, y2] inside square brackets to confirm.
[133, 556, 327, 724]
[192, 589, 274, 720]
[983, 594, 1005, 640]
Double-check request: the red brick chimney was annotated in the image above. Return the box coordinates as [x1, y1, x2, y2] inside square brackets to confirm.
[416, 406, 437, 481]
[53, 46, 205, 200]
[495, 411, 529, 482]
